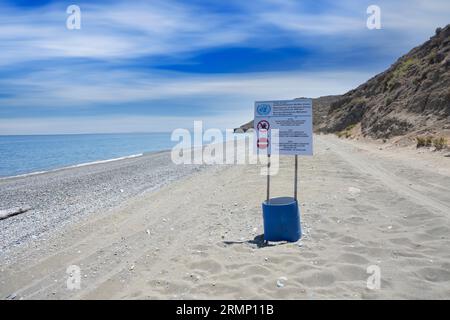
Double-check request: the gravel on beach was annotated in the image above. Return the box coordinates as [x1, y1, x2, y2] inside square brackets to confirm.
[0, 151, 206, 264]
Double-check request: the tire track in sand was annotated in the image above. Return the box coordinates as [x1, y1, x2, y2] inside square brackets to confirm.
[319, 136, 450, 216]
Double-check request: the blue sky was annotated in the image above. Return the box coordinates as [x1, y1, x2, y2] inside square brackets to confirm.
[0, 0, 449, 134]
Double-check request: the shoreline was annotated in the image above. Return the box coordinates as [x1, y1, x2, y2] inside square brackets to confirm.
[0, 132, 251, 180]
[0, 153, 149, 181]
[0, 146, 180, 181]
[0, 149, 212, 265]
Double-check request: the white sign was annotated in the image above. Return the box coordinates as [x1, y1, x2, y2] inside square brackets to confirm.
[254, 99, 313, 155]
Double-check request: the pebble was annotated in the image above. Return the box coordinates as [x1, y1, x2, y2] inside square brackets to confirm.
[348, 187, 361, 196]
[276, 277, 287, 288]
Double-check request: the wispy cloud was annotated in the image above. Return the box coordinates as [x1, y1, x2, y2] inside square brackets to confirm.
[0, 0, 449, 134]
[0, 0, 253, 64]
[1, 0, 448, 64]
[0, 115, 243, 135]
[1, 66, 371, 107]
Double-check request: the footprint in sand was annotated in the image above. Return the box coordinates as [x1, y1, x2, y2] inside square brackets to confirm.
[388, 237, 422, 250]
[249, 275, 266, 284]
[424, 226, 450, 238]
[242, 265, 272, 276]
[189, 259, 223, 274]
[416, 267, 450, 283]
[337, 253, 370, 265]
[345, 216, 366, 225]
[296, 270, 336, 287]
[338, 235, 359, 244]
[354, 204, 378, 213]
[336, 264, 367, 281]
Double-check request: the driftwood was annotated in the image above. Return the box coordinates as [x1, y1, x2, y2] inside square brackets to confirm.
[0, 206, 31, 220]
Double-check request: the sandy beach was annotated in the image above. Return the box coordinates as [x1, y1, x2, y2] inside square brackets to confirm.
[1, 134, 450, 299]
[0, 150, 206, 265]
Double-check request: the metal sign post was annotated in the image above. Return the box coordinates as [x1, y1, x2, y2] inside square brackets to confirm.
[294, 155, 298, 201]
[266, 154, 271, 203]
[266, 154, 298, 203]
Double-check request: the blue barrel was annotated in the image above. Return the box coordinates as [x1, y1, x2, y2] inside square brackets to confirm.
[262, 197, 301, 242]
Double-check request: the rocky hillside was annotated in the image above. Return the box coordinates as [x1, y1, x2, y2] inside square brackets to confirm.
[236, 25, 450, 140]
[319, 25, 450, 139]
[311, 95, 342, 128]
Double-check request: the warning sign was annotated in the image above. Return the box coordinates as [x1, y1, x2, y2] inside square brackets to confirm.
[257, 137, 269, 149]
[256, 120, 270, 132]
[254, 99, 313, 155]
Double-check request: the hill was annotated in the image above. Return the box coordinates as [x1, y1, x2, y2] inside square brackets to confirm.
[319, 25, 450, 140]
[236, 25, 450, 141]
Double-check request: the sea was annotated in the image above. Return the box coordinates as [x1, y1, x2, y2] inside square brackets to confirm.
[0, 133, 178, 178]
[0, 132, 251, 178]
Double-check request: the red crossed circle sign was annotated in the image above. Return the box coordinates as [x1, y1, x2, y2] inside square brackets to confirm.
[257, 137, 269, 149]
[257, 120, 270, 132]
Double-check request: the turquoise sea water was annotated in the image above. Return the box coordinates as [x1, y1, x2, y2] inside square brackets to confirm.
[0, 133, 176, 177]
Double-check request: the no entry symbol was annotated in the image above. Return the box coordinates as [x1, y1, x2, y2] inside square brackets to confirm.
[257, 137, 269, 149]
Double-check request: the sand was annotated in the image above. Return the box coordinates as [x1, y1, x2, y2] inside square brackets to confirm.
[1, 135, 450, 299]
[0, 150, 205, 265]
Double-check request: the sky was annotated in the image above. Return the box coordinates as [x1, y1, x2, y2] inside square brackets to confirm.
[0, 0, 449, 134]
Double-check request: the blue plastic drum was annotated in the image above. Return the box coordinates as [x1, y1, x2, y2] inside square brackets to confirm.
[262, 197, 301, 242]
